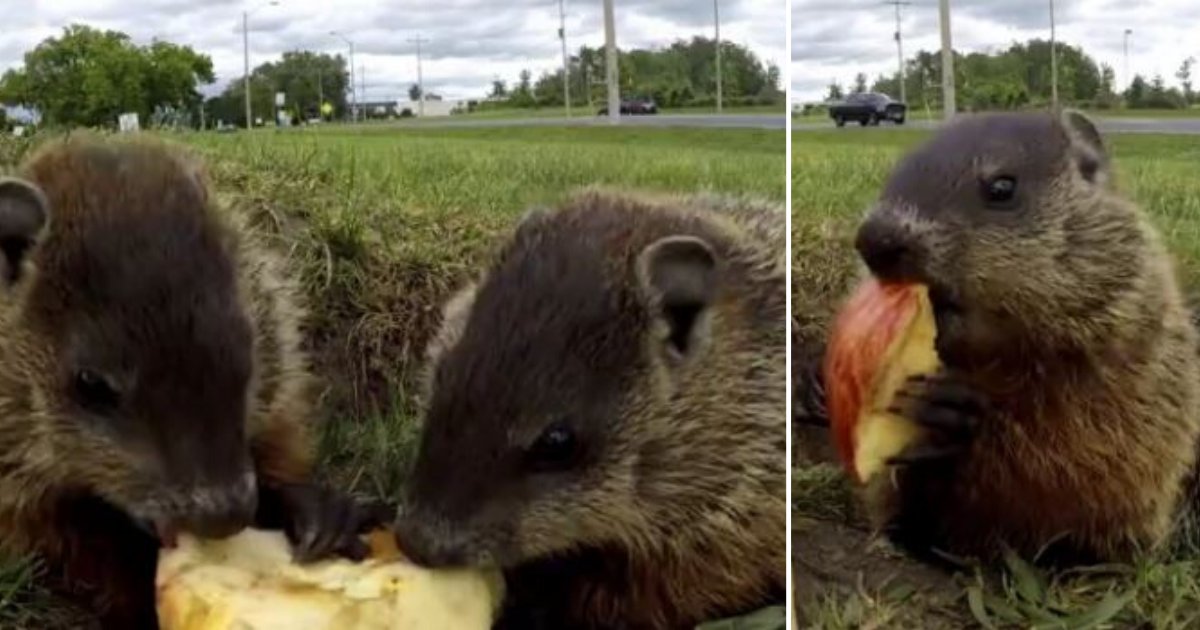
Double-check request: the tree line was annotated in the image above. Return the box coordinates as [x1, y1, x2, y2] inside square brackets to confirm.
[483, 37, 781, 111]
[817, 39, 1194, 112]
[1, 26, 781, 129]
[0, 25, 213, 128]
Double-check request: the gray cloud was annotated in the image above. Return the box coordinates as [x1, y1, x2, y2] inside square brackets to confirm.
[2, 0, 783, 101]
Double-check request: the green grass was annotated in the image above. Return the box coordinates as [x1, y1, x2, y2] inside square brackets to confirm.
[792, 129, 1200, 628]
[0, 124, 783, 625]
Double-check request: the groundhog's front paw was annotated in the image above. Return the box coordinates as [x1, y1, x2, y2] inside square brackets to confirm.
[886, 371, 987, 464]
[265, 483, 394, 563]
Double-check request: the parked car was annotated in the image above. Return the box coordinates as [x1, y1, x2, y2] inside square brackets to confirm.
[828, 92, 907, 127]
[597, 97, 659, 115]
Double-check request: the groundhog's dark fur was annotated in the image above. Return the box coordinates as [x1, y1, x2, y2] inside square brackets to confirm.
[850, 110, 1200, 563]
[0, 134, 380, 629]
[396, 189, 786, 629]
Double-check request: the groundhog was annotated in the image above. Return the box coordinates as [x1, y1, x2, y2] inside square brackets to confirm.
[394, 189, 786, 629]
[850, 109, 1200, 564]
[0, 134, 381, 629]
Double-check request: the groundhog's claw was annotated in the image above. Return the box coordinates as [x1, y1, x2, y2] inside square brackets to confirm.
[886, 371, 986, 464]
[263, 483, 393, 563]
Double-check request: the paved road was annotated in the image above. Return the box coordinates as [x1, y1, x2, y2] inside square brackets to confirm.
[792, 116, 1200, 135]
[383, 114, 786, 130]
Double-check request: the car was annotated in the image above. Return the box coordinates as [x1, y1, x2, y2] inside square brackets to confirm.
[828, 92, 907, 127]
[597, 97, 659, 115]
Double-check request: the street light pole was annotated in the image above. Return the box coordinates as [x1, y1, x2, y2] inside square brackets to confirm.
[241, 1, 279, 130]
[603, 0, 619, 124]
[1049, 0, 1058, 110]
[938, 0, 956, 119]
[1123, 29, 1133, 92]
[883, 1, 911, 104]
[714, 0, 722, 113]
[408, 36, 430, 117]
[559, 0, 571, 117]
[330, 32, 356, 123]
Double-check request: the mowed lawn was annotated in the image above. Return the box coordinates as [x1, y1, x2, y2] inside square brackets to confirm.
[792, 128, 1200, 628]
[0, 124, 783, 626]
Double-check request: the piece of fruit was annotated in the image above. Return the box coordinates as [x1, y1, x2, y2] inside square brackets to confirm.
[824, 279, 941, 483]
[156, 528, 503, 630]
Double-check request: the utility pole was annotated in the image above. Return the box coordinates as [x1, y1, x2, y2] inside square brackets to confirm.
[714, 0, 722, 113]
[883, 1, 911, 103]
[360, 64, 366, 118]
[1123, 29, 1133, 92]
[1049, 0, 1058, 110]
[330, 32, 357, 123]
[409, 36, 430, 117]
[938, 0, 956, 119]
[242, 1, 279, 130]
[603, 0, 619, 124]
[558, 0, 571, 117]
[317, 67, 324, 118]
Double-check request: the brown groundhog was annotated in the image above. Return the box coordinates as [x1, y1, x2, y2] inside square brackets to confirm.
[394, 189, 787, 629]
[851, 110, 1200, 564]
[0, 134, 382, 629]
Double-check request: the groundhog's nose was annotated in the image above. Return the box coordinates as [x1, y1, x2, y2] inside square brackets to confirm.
[855, 214, 923, 282]
[393, 511, 473, 568]
[178, 476, 258, 540]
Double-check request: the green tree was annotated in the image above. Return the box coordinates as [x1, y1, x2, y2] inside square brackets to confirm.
[1177, 57, 1195, 104]
[489, 79, 507, 98]
[0, 25, 212, 128]
[825, 82, 844, 101]
[408, 83, 422, 101]
[853, 72, 868, 93]
[207, 50, 348, 126]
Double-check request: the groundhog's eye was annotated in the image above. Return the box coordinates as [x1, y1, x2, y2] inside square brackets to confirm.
[526, 422, 580, 472]
[73, 369, 121, 411]
[983, 176, 1018, 206]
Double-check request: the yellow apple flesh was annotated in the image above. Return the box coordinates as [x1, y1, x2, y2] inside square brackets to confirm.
[824, 279, 941, 483]
[156, 528, 503, 630]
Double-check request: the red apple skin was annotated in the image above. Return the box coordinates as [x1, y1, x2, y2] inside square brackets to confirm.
[823, 278, 922, 482]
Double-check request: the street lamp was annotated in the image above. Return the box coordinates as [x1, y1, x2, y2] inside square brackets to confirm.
[242, 0, 279, 129]
[558, 0, 571, 117]
[714, 0, 722, 113]
[329, 31, 356, 123]
[1123, 29, 1133, 92]
[938, 0, 955, 119]
[603, 0, 619, 124]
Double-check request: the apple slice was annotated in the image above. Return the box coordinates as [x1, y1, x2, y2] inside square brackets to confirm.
[156, 528, 503, 630]
[824, 279, 941, 483]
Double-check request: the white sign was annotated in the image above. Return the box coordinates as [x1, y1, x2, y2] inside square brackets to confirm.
[117, 112, 140, 133]
[275, 92, 286, 106]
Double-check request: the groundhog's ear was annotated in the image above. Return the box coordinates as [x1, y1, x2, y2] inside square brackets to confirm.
[1060, 109, 1109, 185]
[637, 235, 718, 362]
[0, 177, 50, 286]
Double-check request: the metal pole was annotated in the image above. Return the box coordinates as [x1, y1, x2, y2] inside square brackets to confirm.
[349, 42, 356, 123]
[559, 0, 571, 117]
[884, 1, 911, 104]
[360, 64, 366, 118]
[603, 0, 619, 124]
[1049, 0, 1058, 110]
[243, 11, 251, 129]
[1123, 29, 1132, 92]
[938, 0, 955, 119]
[714, 0, 722, 113]
[409, 36, 429, 117]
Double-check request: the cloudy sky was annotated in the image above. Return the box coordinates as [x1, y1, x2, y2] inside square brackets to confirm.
[792, 0, 1200, 101]
[1, 0, 784, 102]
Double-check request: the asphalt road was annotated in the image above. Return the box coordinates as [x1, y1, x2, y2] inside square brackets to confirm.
[384, 113, 786, 130]
[792, 116, 1200, 135]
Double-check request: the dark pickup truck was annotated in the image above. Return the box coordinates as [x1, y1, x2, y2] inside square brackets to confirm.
[828, 92, 907, 127]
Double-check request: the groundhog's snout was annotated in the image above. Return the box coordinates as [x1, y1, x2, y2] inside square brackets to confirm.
[174, 472, 258, 540]
[855, 212, 926, 283]
[393, 509, 479, 568]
